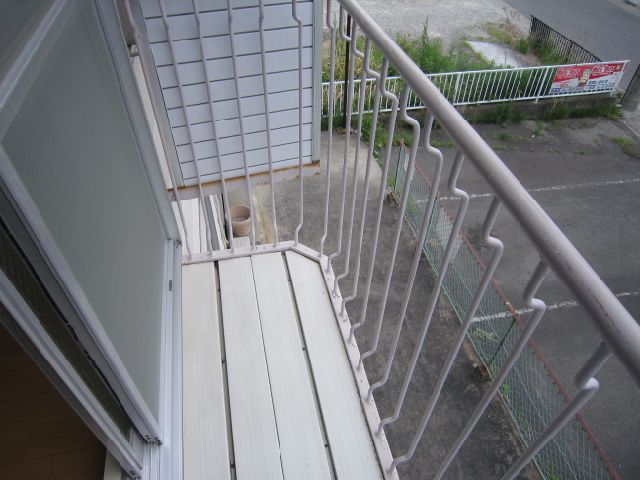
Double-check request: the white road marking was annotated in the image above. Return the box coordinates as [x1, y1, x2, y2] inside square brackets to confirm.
[440, 177, 640, 201]
[473, 290, 640, 322]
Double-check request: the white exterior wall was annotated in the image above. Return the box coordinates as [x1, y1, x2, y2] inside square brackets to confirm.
[138, 0, 320, 186]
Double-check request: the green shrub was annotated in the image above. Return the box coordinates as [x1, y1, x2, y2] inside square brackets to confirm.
[323, 20, 495, 82]
[530, 39, 569, 65]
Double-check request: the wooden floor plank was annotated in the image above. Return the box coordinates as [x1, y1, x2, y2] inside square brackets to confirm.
[182, 263, 231, 480]
[285, 251, 383, 480]
[218, 258, 283, 480]
[251, 253, 332, 480]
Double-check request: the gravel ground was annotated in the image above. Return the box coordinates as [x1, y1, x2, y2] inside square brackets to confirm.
[329, 0, 529, 46]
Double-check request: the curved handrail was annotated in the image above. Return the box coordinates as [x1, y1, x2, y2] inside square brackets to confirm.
[337, 0, 640, 384]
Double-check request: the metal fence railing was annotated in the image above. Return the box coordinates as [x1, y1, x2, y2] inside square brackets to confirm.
[321, 61, 629, 117]
[393, 147, 619, 480]
[529, 16, 600, 65]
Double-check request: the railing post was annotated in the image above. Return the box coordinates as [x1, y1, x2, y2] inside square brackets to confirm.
[342, 14, 352, 126]
[619, 62, 636, 102]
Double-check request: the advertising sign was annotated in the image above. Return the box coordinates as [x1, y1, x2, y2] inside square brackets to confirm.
[549, 62, 626, 95]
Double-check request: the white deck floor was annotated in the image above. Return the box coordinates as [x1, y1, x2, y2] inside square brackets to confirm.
[182, 251, 383, 480]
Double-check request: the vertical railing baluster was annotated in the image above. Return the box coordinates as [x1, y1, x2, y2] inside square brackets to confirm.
[333, 33, 368, 295]
[498, 70, 509, 99]
[379, 197, 504, 437]
[349, 85, 420, 351]
[191, 0, 234, 252]
[499, 343, 610, 480]
[522, 67, 537, 98]
[361, 113, 443, 394]
[466, 71, 477, 104]
[488, 70, 500, 100]
[463, 71, 475, 104]
[453, 73, 461, 105]
[320, 0, 337, 258]
[435, 259, 551, 479]
[480, 71, 492, 102]
[504, 70, 513, 100]
[348, 58, 398, 337]
[258, 0, 278, 245]
[507, 70, 518, 99]
[389, 172, 501, 471]
[327, 7, 355, 274]
[159, 0, 214, 254]
[475, 72, 488, 103]
[367, 152, 469, 400]
[227, 1, 256, 248]
[535, 66, 549, 102]
[513, 70, 524, 100]
[293, 0, 305, 244]
[447, 74, 455, 102]
[340, 40, 381, 317]
[502, 70, 515, 101]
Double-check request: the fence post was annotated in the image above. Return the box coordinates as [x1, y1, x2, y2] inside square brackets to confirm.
[622, 63, 640, 110]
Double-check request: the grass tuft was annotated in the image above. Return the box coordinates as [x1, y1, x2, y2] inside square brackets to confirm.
[611, 136, 640, 159]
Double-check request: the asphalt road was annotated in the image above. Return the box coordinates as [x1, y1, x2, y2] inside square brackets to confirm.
[418, 118, 640, 479]
[503, 0, 640, 89]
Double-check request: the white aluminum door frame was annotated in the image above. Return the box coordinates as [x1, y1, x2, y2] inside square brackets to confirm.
[0, 0, 183, 478]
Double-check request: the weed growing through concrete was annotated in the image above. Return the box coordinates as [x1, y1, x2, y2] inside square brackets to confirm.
[611, 136, 640, 159]
[532, 121, 545, 137]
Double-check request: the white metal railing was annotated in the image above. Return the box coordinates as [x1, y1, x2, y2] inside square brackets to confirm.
[148, 0, 640, 479]
[321, 61, 629, 116]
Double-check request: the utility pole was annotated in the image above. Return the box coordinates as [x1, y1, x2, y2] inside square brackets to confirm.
[342, 14, 351, 128]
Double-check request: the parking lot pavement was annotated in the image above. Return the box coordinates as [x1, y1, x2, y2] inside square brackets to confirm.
[417, 117, 640, 478]
[327, 0, 528, 46]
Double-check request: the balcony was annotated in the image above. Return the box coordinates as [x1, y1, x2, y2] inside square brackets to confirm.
[0, 0, 638, 479]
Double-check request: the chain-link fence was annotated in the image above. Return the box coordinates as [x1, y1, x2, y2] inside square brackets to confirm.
[393, 147, 617, 480]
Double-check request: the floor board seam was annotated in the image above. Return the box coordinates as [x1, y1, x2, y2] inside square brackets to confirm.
[282, 252, 339, 480]
[248, 255, 286, 479]
[213, 262, 236, 475]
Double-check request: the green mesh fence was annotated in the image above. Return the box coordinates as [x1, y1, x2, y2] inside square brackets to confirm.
[393, 147, 615, 480]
